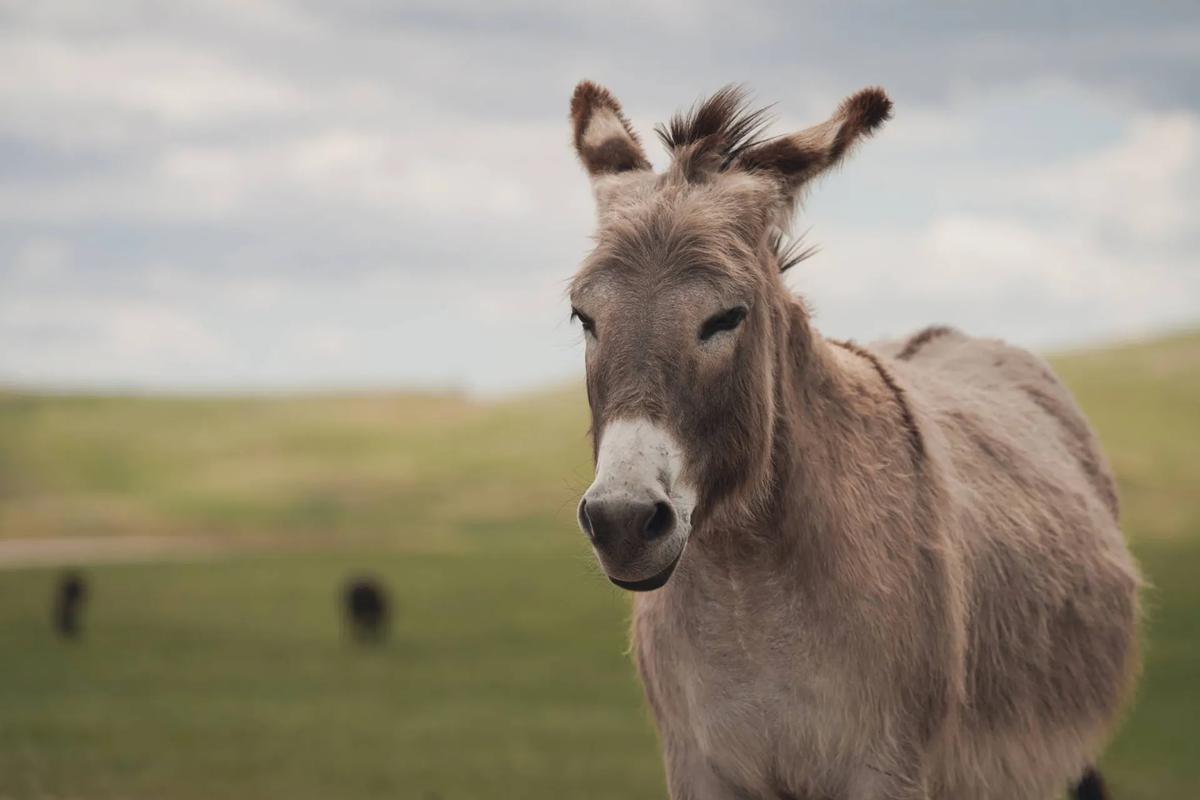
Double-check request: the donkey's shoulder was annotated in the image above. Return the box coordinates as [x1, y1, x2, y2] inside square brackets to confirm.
[874, 326, 1120, 519]
[873, 324, 964, 362]
[872, 326, 1058, 393]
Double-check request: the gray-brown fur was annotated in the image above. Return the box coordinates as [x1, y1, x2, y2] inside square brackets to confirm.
[896, 325, 956, 361]
[567, 82, 1140, 800]
[830, 338, 925, 460]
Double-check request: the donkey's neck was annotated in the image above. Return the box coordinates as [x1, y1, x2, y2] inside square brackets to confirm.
[697, 299, 924, 573]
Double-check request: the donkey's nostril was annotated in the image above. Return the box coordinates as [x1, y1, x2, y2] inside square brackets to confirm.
[578, 499, 596, 540]
[580, 495, 675, 547]
[642, 500, 676, 541]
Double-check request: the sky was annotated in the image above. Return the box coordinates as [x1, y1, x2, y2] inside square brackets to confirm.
[1, 1, 1198, 393]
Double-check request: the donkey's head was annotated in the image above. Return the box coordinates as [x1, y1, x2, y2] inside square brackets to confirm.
[568, 82, 891, 591]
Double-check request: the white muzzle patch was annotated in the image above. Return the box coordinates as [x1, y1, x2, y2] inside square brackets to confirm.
[591, 418, 697, 526]
[580, 418, 697, 587]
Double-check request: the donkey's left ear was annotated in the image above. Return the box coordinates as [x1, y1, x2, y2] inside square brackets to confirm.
[735, 87, 891, 205]
[570, 81, 651, 179]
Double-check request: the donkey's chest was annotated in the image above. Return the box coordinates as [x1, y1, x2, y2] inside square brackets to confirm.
[634, 591, 864, 794]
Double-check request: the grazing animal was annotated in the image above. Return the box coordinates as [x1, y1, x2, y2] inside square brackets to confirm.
[53, 571, 87, 639]
[343, 576, 390, 642]
[566, 82, 1141, 800]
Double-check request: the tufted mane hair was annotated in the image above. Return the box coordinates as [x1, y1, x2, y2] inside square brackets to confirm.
[654, 85, 773, 173]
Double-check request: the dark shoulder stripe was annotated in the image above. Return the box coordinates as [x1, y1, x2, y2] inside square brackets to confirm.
[832, 339, 925, 462]
[897, 325, 955, 361]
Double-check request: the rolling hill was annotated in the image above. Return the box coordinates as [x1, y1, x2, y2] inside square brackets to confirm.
[0, 330, 1196, 799]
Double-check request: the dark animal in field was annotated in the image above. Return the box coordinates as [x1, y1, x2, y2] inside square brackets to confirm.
[53, 571, 87, 639]
[343, 576, 390, 642]
[1074, 768, 1109, 800]
[567, 82, 1140, 800]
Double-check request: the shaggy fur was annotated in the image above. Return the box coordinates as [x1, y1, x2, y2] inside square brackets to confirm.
[656, 85, 773, 177]
[567, 82, 1141, 800]
[896, 325, 956, 361]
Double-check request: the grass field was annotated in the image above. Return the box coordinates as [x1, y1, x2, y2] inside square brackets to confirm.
[1, 331, 1197, 799]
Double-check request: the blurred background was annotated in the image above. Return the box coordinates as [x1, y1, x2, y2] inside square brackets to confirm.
[1, 2, 1197, 798]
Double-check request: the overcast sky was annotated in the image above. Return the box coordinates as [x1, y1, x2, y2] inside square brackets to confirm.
[1, 1, 1197, 393]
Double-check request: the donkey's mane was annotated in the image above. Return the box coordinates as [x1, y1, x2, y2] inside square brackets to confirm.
[655, 86, 817, 273]
[829, 338, 925, 461]
[654, 85, 772, 172]
[770, 230, 818, 273]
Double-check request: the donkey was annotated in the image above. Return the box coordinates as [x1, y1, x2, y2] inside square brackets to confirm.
[566, 82, 1141, 800]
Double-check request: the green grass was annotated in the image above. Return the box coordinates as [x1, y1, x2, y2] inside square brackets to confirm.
[0, 553, 662, 800]
[0, 330, 1197, 798]
[0, 388, 594, 553]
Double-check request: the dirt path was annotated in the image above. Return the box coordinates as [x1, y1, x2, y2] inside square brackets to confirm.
[0, 535, 244, 570]
[0, 534, 458, 570]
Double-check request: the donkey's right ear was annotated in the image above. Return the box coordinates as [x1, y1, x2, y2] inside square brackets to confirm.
[570, 81, 651, 180]
[734, 87, 892, 211]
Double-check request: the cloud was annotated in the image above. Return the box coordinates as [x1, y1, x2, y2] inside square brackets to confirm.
[0, 295, 229, 382]
[1021, 112, 1200, 241]
[796, 102, 1200, 349]
[11, 237, 73, 280]
[0, 33, 305, 151]
[0, 2, 1197, 391]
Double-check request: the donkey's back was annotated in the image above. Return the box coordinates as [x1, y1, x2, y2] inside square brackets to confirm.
[879, 324, 1120, 521]
[878, 326, 1140, 799]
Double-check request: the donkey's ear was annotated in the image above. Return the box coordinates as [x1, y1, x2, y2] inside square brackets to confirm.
[735, 87, 891, 204]
[570, 81, 651, 179]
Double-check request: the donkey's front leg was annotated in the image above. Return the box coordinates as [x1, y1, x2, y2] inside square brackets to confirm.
[661, 734, 750, 800]
[843, 758, 929, 800]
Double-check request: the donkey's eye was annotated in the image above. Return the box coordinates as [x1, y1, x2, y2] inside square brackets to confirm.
[699, 305, 748, 341]
[571, 307, 596, 337]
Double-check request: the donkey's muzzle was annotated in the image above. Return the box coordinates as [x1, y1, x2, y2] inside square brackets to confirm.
[578, 491, 683, 591]
[578, 418, 695, 592]
[606, 549, 682, 592]
[579, 496, 676, 546]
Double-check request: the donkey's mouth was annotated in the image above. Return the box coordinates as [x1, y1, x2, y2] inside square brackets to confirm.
[608, 549, 683, 592]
